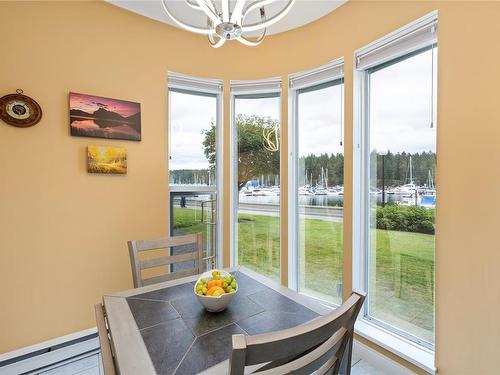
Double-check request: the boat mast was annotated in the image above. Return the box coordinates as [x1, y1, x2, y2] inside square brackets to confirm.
[409, 156, 414, 185]
[409, 155, 418, 206]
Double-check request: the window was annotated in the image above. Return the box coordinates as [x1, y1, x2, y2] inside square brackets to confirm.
[168, 73, 222, 270]
[354, 13, 437, 349]
[289, 61, 345, 305]
[231, 79, 281, 281]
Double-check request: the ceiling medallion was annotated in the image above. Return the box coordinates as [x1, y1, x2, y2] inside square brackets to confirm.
[161, 0, 296, 48]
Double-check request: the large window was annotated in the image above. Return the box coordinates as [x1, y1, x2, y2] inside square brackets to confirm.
[168, 74, 222, 270]
[355, 15, 437, 349]
[295, 80, 344, 305]
[232, 82, 281, 281]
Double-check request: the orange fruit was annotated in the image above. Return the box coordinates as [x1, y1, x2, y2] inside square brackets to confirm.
[206, 286, 225, 296]
[207, 279, 223, 289]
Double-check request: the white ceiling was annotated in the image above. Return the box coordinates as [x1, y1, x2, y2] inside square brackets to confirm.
[107, 0, 347, 37]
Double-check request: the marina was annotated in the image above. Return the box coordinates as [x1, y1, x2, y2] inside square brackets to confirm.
[238, 185, 435, 209]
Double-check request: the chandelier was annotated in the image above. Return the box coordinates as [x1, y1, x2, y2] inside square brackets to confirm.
[161, 0, 296, 48]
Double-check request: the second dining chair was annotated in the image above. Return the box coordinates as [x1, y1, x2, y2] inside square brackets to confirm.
[128, 233, 204, 288]
[229, 291, 365, 375]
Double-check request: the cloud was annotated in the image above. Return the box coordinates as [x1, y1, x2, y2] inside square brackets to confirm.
[169, 48, 436, 171]
[169, 91, 216, 170]
[369, 48, 437, 153]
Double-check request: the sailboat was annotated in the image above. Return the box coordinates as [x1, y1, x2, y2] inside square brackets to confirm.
[392, 156, 418, 195]
[422, 169, 436, 195]
[392, 156, 420, 206]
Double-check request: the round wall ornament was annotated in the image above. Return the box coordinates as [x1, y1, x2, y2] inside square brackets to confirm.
[0, 89, 42, 128]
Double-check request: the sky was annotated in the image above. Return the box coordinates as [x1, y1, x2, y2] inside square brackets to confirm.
[69, 92, 140, 117]
[169, 47, 437, 170]
[298, 84, 343, 156]
[169, 91, 216, 170]
[235, 96, 280, 119]
[169, 94, 281, 171]
[369, 48, 437, 154]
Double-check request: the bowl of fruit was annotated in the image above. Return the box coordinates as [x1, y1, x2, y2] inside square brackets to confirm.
[194, 270, 238, 312]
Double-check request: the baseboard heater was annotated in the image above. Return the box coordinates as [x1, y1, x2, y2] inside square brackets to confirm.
[0, 329, 99, 375]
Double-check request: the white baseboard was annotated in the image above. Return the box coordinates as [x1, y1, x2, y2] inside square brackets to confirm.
[353, 339, 417, 375]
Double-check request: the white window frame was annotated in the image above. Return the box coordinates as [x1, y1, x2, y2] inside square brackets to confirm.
[168, 71, 224, 269]
[229, 77, 282, 282]
[287, 59, 344, 298]
[352, 11, 437, 373]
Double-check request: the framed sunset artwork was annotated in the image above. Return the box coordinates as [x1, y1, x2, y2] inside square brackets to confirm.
[69, 92, 141, 141]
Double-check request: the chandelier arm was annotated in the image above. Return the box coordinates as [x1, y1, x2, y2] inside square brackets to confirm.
[238, 6, 266, 47]
[190, 0, 217, 13]
[208, 34, 226, 48]
[183, 0, 218, 21]
[207, 0, 218, 13]
[206, 17, 224, 48]
[194, 0, 220, 24]
[242, 0, 296, 32]
[184, 0, 203, 10]
[262, 124, 279, 151]
[237, 30, 266, 47]
[161, 0, 214, 35]
[241, 0, 277, 22]
[230, 0, 246, 23]
[207, 17, 225, 48]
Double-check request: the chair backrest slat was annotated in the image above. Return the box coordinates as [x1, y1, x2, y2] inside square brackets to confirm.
[141, 267, 200, 286]
[128, 233, 203, 288]
[256, 327, 348, 375]
[229, 291, 365, 375]
[134, 234, 198, 252]
[244, 293, 361, 365]
[94, 303, 116, 375]
[140, 251, 199, 269]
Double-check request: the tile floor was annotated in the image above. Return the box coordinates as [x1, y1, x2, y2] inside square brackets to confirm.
[33, 352, 385, 375]
[352, 357, 387, 375]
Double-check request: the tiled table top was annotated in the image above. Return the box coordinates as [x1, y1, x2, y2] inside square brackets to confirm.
[104, 267, 332, 375]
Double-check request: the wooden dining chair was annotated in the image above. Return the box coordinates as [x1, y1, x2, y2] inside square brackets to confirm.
[94, 303, 116, 375]
[229, 291, 366, 375]
[128, 233, 204, 288]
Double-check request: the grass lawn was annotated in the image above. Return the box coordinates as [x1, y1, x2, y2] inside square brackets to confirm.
[173, 207, 434, 343]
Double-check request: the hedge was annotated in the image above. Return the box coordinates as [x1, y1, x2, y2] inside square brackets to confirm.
[376, 204, 435, 235]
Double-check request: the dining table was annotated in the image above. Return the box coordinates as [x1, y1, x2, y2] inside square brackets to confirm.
[103, 266, 339, 375]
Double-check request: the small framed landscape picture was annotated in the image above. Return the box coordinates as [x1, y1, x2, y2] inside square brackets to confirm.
[87, 145, 127, 174]
[70, 92, 141, 141]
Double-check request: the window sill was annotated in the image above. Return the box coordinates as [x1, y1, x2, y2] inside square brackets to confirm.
[355, 318, 436, 374]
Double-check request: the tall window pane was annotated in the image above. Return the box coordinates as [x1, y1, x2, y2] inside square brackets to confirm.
[169, 90, 217, 186]
[169, 88, 218, 270]
[234, 95, 281, 281]
[297, 82, 344, 305]
[367, 47, 437, 344]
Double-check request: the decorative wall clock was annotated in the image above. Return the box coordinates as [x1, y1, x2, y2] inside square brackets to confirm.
[0, 89, 42, 128]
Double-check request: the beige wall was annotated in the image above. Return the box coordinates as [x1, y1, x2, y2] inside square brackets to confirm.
[1, 1, 500, 373]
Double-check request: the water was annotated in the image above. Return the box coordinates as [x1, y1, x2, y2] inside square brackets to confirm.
[239, 191, 409, 207]
[171, 188, 423, 208]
